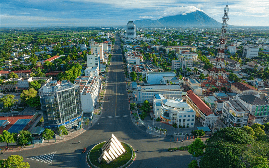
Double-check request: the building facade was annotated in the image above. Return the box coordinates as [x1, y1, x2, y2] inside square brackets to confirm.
[126, 21, 136, 39]
[39, 80, 82, 128]
[153, 94, 195, 127]
[134, 85, 183, 104]
[243, 45, 259, 59]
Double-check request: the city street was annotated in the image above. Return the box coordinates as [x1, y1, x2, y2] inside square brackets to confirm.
[1, 34, 192, 168]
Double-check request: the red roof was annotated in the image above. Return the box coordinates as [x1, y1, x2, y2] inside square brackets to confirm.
[0, 115, 33, 134]
[232, 82, 257, 91]
[12, 70, 31, 73]
[0, 71, 10, 74]
[44, 55, 60, 62]
[187, 90, 213, 116]
[46, 71, 61, 76]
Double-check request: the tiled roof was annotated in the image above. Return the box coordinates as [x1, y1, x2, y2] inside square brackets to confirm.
[232, 82, 257, 91]
[12, 70, 31, 73]
[187, 90, 213, 116]
[44, 55, 60, 62]
[0, 71, 10, 74]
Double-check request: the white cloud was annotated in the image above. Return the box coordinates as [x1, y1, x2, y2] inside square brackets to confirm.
[162, 6, 202, 17]
[70, 0, 176, 8]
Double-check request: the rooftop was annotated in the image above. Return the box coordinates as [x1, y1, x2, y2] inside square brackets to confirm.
[239, 94, 268, 105]
[187, 90, 213, 116]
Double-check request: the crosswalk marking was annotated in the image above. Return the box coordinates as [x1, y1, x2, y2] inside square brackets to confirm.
[107, 116, 113, 118]
[28, 151, 56, 164]
[115, 116, 120, 118]
[123, 115, 128, 118]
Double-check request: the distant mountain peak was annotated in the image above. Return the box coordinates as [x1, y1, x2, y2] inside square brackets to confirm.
[135, 10, 221, 28]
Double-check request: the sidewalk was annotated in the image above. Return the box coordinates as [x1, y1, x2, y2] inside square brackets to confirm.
[2, 128, 86, 153]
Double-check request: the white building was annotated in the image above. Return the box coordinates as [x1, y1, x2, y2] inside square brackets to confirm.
[227, 46, 237, 54]
[134, 84, 183, 104]
[85, 67, 99, 77]
[172, 53, 197, 70]
[126, 21, 136, 39]
[74, 76, 100, 114]
[153, 94, 195, 127]
[87, 54, 99, 69]
[236, 92, 269, 124]
[243, 45, 259, 59]
[222, 99, 249, 127]
[146, 72, 176, 85]
[91, 43, 104, 62]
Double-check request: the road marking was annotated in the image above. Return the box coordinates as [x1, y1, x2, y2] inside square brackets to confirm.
[101, 117, 105, 118]
[28, 151, 56, 164]
[123, 115, 128, 118]
[115, 116, 120, 118]
[107, 116, 113, 118]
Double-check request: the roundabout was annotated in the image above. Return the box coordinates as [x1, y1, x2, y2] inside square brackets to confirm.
[87, 138, 135, 168]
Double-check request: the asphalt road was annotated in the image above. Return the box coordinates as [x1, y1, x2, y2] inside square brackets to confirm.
[1, 34, 192, 168]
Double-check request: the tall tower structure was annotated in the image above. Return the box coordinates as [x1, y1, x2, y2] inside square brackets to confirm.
[216, 5, 229, 69]
[126, 21, 136, 39]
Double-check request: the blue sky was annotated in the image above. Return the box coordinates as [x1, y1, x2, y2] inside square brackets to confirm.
[1, 0, 269, 27]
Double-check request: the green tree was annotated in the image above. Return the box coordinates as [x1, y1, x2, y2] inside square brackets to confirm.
[8, 72, 19, 79]
[241, 126, 255, 138]
[130, 71, 137, 81]
[17, 130, 32, 146]
[29, 81, 41, 90]
[20, 88, 40, 108]
[264, 122, 269, 132]
[188, 160, 199, 168]
[58, 125, 68, 136]
[42, 128, 54, 142]
[188, 138, 205, 157]
[0, 130, 15, 148]
[141, 100, 150, 113]
[0, 155, 30, 168]
[199, 73, 205, 80]
[0, 94, 18, 109]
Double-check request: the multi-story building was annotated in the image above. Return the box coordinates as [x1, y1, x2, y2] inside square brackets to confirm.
[227, 45, 237, 54]
[153, 94, 195, 127]
[186, 90, 218, 127]
[236, 92, 269, 124]
[172, 53, 196, 70]
[126, 21, 136, 39]
[91, 43, 104, 62]
[39, 80, 82, 128]
[87, 54, 99, 69]
[134, 84, 183, 104]
[74, 76, 100, 115]
[222, 99, 249, 127]
[243, 45, 259, 59]
[146, 72, 176, 85]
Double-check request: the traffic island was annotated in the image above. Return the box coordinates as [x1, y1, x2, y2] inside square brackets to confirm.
[87, 134, 135, 168]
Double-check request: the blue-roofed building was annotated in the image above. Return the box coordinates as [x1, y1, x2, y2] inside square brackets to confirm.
[132, 82, 137, 90]
[153, 94, 195, 127]
[146, 72, 176, 85]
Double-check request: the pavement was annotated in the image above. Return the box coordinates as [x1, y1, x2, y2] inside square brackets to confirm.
[0, 34, 194, 168]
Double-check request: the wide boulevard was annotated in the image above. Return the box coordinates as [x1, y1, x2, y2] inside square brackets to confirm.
[1, 34, 192, 168]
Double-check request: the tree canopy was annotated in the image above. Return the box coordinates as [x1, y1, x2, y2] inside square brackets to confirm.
[0, 155, 30, 168]
[20, 88, 40, 108]
[0, 94, 18, 108]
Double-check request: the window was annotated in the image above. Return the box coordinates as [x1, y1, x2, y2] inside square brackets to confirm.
[191, 123, 194, 125]
[187, 119, 190, 121]
[192, 115, 194, 117]
[184, 115, 186, 117]
[192, 119, 194, 121]
[183, 119, 185, 122]
[179, 115, 182, 118]
[188, 115, 190, 117]
[179, 119, 181, 122]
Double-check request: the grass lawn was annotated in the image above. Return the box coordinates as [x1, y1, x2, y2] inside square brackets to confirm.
[88, 142, 134, 168]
